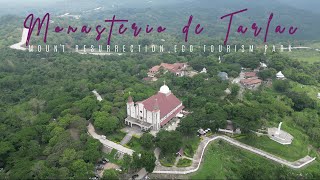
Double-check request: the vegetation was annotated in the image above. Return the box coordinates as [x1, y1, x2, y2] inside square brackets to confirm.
[176, 158, 192, 167]
[102, 169, 119, 180]
[191, 141, 320, 180]
[0, 35, 320, 179]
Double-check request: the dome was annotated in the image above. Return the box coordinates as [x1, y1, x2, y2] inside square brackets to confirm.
[276, 71, 285, 78]
[159, 84, 171, 94]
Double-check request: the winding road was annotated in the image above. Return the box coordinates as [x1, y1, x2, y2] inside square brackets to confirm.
[87, 123, 134, 155]
[153, 136, 317, 175]
[87, 122, 316, 174]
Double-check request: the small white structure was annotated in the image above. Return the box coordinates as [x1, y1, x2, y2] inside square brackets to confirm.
[317, 93, 320, 99]
[276, 71, 286, 79]
[260, 62, 268, 68]
[224, 88, 231, 95]
[10, 28, 29, 51]
[200, 67, 207, 74]
[92, 90, 103, 102]
[268, 122, 293, 145]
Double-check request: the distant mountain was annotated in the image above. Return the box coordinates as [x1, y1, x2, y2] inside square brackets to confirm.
[276, 0, 320, 14]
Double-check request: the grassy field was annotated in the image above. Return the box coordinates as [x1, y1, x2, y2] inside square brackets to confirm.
[107, 131, 127, 143]
[283, 49, 320, 63]
[177, 158, 192, 167]
[191, 141, 283, 179]
[126, 136, 143, 152]
[190, 141, 320, 179]
[236, 117, 318, 161]
[291, 81, 320, 100]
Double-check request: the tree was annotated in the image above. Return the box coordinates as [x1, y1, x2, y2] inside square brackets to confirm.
[93, 111, 119, 134]
[73, 96, 98, 119]
[286, 91, 316, 111]
[155, 131, 183, 155]
[102, 169, 119, 180]
[140, 151, 156, 173]
[83, 137, 101, 163]
[258, 69, 276, 80]
[70, 159, 93, 179]
[130, 151, 156, 173]
[273, 80, 291, 92]
[121, 154, 132, 171]
[230, 84, 240, 97]
[59, 148, 77, 167]
[0, 141, 14, 157]
[139, 133, 154, 149]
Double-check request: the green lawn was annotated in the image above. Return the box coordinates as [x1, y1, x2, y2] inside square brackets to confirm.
[177, 158, 192, 167]
[283, 49, 320, 63]
[106, 131, 127, 143]
[126, 136, 143, 152]
[191, 141, 320, 179]
[182, 136, 200, 158]
[291, 81, 320, 100]
[159, 153, 176, 167]
[236, 117, 315, 161]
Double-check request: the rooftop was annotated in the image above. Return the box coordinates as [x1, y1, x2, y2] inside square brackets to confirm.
[244, 72, 257, 77]
[240, 78, 262, 85]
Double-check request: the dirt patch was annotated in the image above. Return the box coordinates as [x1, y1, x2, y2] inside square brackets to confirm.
[68, 128, 80, 140]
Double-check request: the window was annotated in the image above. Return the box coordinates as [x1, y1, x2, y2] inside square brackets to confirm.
[140, 111, 142, 113]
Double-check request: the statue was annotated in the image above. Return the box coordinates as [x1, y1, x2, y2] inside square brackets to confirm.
[275, 122, 282, 136]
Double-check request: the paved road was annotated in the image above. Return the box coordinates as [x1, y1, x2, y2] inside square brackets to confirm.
[120, 134, 132, 145]
[87, 123, 134, 155]
[153, 135, 316, 174]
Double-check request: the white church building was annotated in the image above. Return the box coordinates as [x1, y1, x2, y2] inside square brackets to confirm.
[125, 84, 184, 131]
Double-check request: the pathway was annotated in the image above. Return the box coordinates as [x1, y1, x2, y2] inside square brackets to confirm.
[120, 134, 132, 145]
[87, 123, 134, 155]
[153, 135, 316, 174]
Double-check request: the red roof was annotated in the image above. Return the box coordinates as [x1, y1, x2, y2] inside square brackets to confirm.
[160, 105, 184, 126]
[240, 78, 262, 85]
[244, 72, 257, 77]
[149, 65, 160, 72]
[141, 92, 183, 120]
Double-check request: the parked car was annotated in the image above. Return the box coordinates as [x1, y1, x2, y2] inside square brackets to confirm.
[132, 174, 139, 179]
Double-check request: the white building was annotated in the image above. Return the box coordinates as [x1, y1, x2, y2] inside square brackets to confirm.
[200, 67, 207, 74]
[276, 71, 286, 79]
[125, 84, 184, 131]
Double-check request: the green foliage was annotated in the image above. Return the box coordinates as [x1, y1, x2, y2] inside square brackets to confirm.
[83, 137, 102, 163]
[131, 151, 156, 173]
[258, 68, 277, 80]
[140, 151, 156, 173]
[70, 159, 94, 179]
[139, 133, 154, 150]
[273, 79, 291, 92]
[0, 42, 319, 179]
[286, 91, 317, 111]
[102, 169, 119, 180]
[155, 130, 183, 155]
[93, 111, 119, 134]
[176, 158, 192, 167]
[192, 141, 320, 180]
